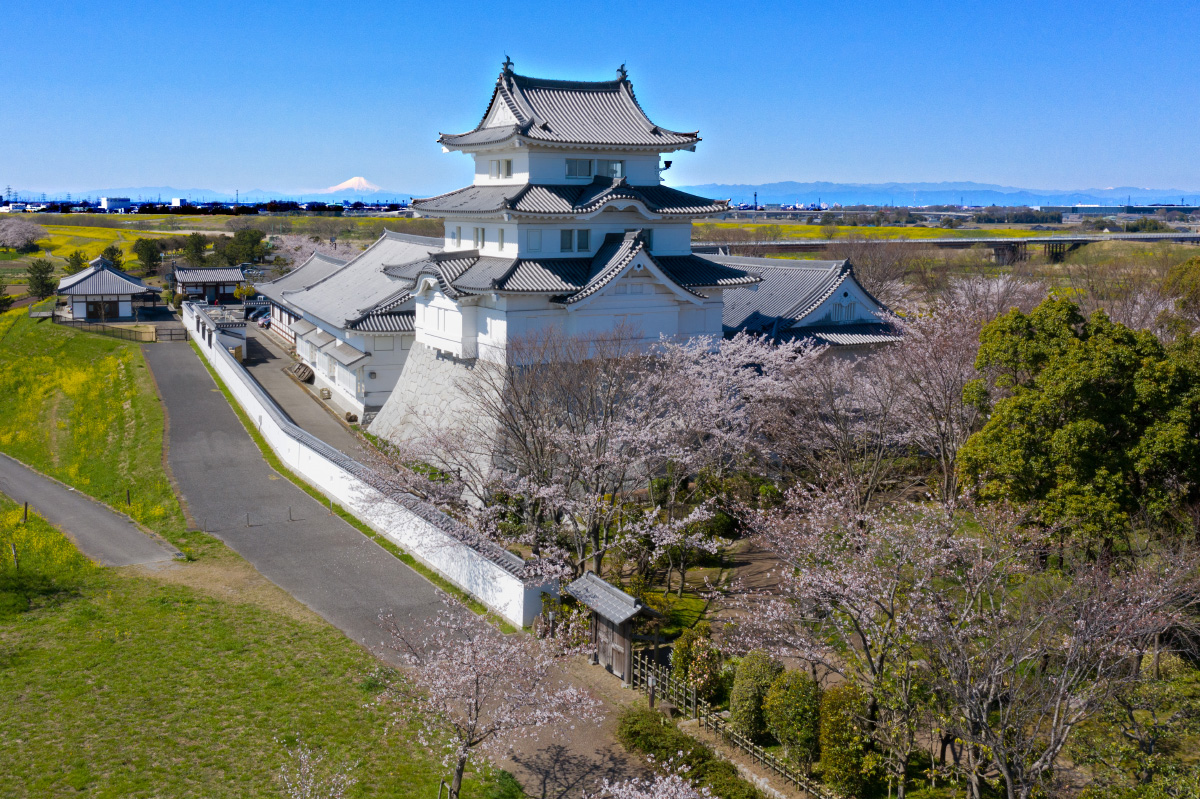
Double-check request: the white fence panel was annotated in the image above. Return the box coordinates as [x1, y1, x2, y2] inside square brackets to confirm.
[182, 303, 549, 627]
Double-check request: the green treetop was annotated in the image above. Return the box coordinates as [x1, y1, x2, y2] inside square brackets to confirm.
[64, 250, 87, 275]
[960, 296, 1200, 545]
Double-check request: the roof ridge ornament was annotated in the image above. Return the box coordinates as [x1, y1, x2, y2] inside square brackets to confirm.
[617, 63, 627, 82]
[502, 55, 514, 76]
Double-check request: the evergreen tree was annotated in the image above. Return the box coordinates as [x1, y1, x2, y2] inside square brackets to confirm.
[26, 259, 57, 299]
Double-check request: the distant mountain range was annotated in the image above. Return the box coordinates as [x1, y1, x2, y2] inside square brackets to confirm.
[35, 177, 417, 204]
[671, 181, 1200, 208]
[15, 178, 1200, 208]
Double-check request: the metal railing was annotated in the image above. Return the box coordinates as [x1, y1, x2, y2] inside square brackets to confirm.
[51, 316, 187, 343]
[630, 650, 840, 799]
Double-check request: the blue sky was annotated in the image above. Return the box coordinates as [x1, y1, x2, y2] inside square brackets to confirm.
[2, 1, 1197, 196]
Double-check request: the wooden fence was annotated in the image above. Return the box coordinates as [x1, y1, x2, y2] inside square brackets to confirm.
[630, 650, 840, 799]
[51, 317, 186, 343]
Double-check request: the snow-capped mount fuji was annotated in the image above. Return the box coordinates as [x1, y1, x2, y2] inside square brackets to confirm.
[318, 176, 382, 194]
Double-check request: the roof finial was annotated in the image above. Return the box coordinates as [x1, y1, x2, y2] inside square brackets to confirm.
[502, 55, 514, 76]
[617, 63, 628, 81]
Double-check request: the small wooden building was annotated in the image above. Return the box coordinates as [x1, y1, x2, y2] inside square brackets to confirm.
[172, 265, 247, 303]
[56, 257, 159, 320]
[565, 572, 658, 683]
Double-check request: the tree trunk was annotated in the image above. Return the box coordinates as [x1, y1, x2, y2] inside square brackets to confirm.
[450, 752, 469, 799]
[677, 559, 687, 598]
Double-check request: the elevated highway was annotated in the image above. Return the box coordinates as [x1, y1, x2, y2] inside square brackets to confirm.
[695, 231, 1200, 263]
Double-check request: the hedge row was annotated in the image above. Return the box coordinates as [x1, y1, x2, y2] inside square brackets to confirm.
[616, 708, 765, 799]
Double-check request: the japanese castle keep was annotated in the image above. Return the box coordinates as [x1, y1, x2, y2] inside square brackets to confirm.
[258, 61, 891, 442]
[366, 62, 758, 441]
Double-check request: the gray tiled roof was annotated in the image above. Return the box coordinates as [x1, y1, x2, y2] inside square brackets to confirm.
[384, 236, 758, 303]
[174, 266, 248, 284]
[57, 262, 155, 296]
[440, 71, 700, 151]
[713, 255, 891, 338]
[792, 322, 901, 347]
[413, 178, 726, 218]
[282, 230, 441, 328]
[256, 252, 348, 311]
[350, 310, 415, 333]
[565, 572, 646, 625]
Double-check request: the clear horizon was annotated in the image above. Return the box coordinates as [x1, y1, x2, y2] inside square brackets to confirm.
[2, 1, 1197, 195]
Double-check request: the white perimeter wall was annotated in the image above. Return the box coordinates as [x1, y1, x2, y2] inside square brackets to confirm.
[183, 302, 549, 627]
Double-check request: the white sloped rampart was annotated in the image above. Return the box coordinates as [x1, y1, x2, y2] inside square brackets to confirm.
[183, 302, 549, 627]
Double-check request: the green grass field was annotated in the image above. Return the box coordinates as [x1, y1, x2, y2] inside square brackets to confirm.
[0, 495, 505, 798]
[0, 311, 516, 797]
[0, 311, 194, 550]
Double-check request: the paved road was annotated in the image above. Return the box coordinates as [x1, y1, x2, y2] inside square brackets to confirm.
[141, 341, 641, 797]
[241, 327, 371, 461]
[142, 341, 442, 648]
[0, 454, 176, 566]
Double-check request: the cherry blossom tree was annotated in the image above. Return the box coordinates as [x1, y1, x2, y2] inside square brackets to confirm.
[277, 737, 357, 799]
[591, 768, 711, 799]
[726, 483, 956, 797]
[379, 605, 601, 799]
[0, 218, 46, 251]
[760, 349, 909, 511]
[915, 517, 1200, 799]
[877, 300, 990, 506]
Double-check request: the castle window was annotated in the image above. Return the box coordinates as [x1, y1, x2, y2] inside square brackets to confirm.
[498, 228, 505, 250]
[560, 229, 590, 252]
[598, 160, 625, 178]
[454, 226, 461, 245]
[490, 159, 512, 178]
[566, 159, 592, 178]
[528, 230, 542, 251]
[473, 227, 484, 248]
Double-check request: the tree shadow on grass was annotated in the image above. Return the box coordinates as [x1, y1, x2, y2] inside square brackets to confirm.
[508, 742, 633, 799]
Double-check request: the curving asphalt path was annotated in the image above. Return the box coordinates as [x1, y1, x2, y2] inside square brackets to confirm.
[141, 341, 443, 647]
[141, 341, 640, 797]
[0, 453, 177, 567]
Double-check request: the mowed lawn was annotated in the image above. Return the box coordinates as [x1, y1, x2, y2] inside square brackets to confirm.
[0, 311, 192, 548]
[0, 315, 512, 797]
[0, 496, 495, 798]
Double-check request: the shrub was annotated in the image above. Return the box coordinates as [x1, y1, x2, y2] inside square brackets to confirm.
[671, 621, 712, 685]
[616, 708, 764, 799]
[686, 636, 723, 701]
[764, 670, 821, 772]
[729, 650, 782, 742]
[819, 683, 873, 797]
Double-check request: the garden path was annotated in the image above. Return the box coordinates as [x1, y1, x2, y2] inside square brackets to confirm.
[142, 341, 643, 797]
[0, 453, 178, 567]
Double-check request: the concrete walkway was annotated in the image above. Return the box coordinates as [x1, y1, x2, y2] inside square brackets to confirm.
[242, 327, 371, 461]
[0, 454, 177, 567]
[142, 341, 640, 797]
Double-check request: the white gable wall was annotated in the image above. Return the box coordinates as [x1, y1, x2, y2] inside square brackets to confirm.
[801, 280, 883, 326]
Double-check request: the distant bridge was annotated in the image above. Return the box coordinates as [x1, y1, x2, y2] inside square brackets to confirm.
[694, 231, 1200, 264]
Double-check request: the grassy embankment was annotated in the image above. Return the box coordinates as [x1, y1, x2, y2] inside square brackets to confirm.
[0, 495, 508, 798]
[0, 310, 515, 797]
